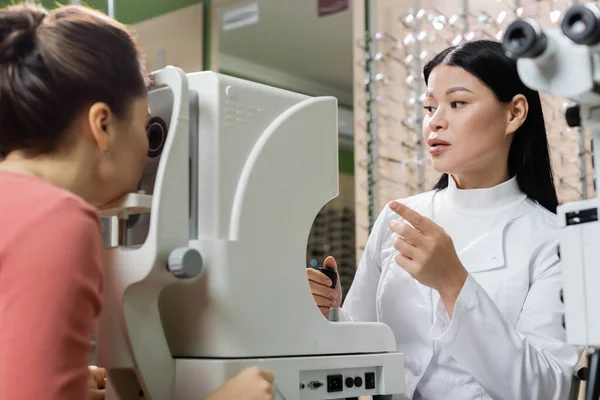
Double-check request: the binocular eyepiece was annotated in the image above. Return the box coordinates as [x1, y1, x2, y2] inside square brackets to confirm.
[502, 3, 600, 59]
[562, 4, 600, 46]
[502, 18, 547, 59]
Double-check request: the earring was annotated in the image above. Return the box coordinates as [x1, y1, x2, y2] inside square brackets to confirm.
[104, 148, 110, 156]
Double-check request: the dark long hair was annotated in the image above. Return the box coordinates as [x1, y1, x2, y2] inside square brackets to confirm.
[423, 40, 559, 213]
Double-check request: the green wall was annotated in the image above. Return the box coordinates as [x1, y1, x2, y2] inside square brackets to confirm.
[339, 148, 354, 175]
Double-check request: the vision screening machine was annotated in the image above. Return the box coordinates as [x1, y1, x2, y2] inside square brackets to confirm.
[502, 3, 600, 399]
[97, 68, 405, 400]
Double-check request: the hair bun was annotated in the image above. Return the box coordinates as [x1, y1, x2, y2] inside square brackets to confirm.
[0, 4, 47, 63]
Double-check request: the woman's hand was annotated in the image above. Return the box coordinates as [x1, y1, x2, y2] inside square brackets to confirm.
[388, 201, 468, 316]
[306, 256, 342, 317]
[88, 366, 106, 400]
[204, 367, 275, 400]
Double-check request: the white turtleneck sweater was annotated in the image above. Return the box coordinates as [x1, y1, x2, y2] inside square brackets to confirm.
[433, 175, 526, 255]
[415, 176, 527, 398]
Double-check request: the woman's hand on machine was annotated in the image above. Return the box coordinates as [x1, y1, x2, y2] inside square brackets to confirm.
[306, 256, 342, 317]
[204, 367, 275, 400]
[88, 366, 107, 400]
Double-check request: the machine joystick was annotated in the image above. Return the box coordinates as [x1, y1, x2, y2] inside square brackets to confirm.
[317, 266, 338, 289]
[317, 266, 340, 322]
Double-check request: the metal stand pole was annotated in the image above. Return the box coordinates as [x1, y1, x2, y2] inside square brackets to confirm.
[579, 120, 589, 199]
[107, 0, 115, 19]
[365, 0, 379, 230]
[461, 0, 469, 35]
[571, 0, 588, 199]
[413, 0, 424, 193]
[70, 0, 115, 19]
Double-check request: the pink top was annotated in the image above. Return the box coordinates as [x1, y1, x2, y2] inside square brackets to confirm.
[0, 171, 103, 400]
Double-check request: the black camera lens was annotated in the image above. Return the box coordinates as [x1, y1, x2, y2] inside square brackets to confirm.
[146, 117, 167, 158]
[562, 4, 600, 46]
[502, 19, 547, 59]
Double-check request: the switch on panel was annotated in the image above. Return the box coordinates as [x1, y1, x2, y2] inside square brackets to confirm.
[365, 372, 376, 390]
[354, 376, 363, 387]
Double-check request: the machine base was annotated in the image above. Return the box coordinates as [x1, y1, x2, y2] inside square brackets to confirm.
[174, 352, 405, 400]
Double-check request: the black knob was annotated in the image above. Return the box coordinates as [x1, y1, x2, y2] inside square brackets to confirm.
[317, 267, 338, 289]
[345, 377, 354, 388]
[566, 105, 582, 128]
[354, 376, 363, 387]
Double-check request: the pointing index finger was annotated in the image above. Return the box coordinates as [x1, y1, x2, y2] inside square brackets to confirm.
[389, 201, 433, 235]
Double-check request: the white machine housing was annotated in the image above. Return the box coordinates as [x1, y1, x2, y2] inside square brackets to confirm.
[98, 68, 405, 400]
[511, 26, 600, 347]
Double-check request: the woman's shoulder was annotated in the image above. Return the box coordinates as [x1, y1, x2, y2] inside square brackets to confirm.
[506, 199, 560, 259]
[518, 198, 559, 235]
[0, 171, 98, 214]
[0, 171, 100, 246]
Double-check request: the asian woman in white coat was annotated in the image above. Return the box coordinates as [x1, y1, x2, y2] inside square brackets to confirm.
[307, 40, 581, 400]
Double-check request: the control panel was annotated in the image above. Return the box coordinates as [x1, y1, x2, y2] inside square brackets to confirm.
[299, 367, 383, 399]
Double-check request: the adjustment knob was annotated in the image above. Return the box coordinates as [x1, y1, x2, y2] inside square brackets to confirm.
[168, 247, 203, 279]
[565, 105, 582, 127]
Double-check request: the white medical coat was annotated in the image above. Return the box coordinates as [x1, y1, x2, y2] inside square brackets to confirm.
[340, 190, 581, 400]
